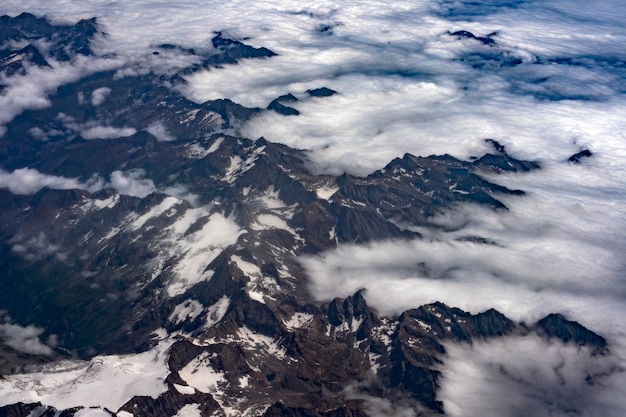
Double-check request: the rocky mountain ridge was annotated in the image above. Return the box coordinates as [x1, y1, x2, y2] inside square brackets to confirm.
[0, 289, 607, 417]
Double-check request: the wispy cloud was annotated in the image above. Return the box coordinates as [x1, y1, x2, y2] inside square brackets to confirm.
[90, 86, 111, 106]
[0, 313, 54, 356]
[0, 55, 124, 135]
[107, 169, 155, 198]
[80, 126, 137, 140]
[0, 168, 197, 204]
[145, 121, 175, 142]
[0, 167, 103, 194]
[10, 232, 64, 262]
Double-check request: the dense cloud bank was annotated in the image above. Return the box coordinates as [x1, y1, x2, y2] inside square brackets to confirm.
[1, 1, 625, 415]
[440, 335, 626, 417]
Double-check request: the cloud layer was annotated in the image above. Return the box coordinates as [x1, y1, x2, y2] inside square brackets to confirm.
[303, 162, 626, 335]
[440, 335, 626, 417]
[1, 1, 625, 172]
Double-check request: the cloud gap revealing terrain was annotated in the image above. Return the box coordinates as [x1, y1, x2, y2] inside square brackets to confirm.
[0, 2, 625, 417]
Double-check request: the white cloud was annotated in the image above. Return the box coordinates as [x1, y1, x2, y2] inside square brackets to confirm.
[0, 167, 199, 206]
[107, 171, 199, 204]
[108, 169, 155, 198]
[302, 161, 626, 334]
[0, 314, 54, 356]
[0, 55, 124, 135]
[161, 184, 199, 206]
[145, 121, 175, 142]
[343, 384, 422, 417]
[1, 1, 624, 171]
[245, 81, 626, 175]
[0, 168, 103, 194]
[81, 126, 137, 140]
[11, 232, 62, 262]
[90, 86, 111, 106]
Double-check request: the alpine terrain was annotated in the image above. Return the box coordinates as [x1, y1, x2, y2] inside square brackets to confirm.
[0, 12, 617, 417]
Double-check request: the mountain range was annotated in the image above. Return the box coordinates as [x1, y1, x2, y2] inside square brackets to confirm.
[0, 13, 609, 417]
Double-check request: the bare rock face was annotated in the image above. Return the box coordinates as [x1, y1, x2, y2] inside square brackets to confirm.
[268, 93, 300, 116]
[536, 313, 607, 350]
[118, 384, 220, 417]
[0, 402, 43, 417]
[568, 149, 593, 164]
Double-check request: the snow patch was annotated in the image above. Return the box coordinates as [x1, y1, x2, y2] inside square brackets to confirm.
[174, 403, 202, 417]
[236, 326, 286, 360]
[257, 186, 289, 211]
[245, 276, 279, 305]
[74, 409, 112, 417]
[204, 326, 286, 361]
[185, 136, 223, 159]
[368, 352, 382, 374]
[79, 194, 120, 212]
[371, 320, 396, 351]
[205, 296, 230, 328]
[206, 137, 224, 154]
[0, 339, 173, 411]
[223, 156, 243, 184]
[181, 109, 200, 124]
[238, 376, 250, 389]
[315, 185, 338, 200]
[351, 317, 363, 333]
[247, 290, 266, 304]
[166, 212, 243, 296]
[179, 352, 226, 394]
[168, 206, 211, 235]
[284, 313, 314, 330]
[2, 53, 26, 66]
[231, 255, 280, 304]
[151, 328, 168, 340]
[129, 196, 181, 230]
[186, 143, 210, 159]
[230, 255, 261, 277]
[251, 214, 296, 236]
[416, 320, 432, 332]
[173, 384, 196, 395]
[169, 299, 204, 325]
[222, 144, 266, 184]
